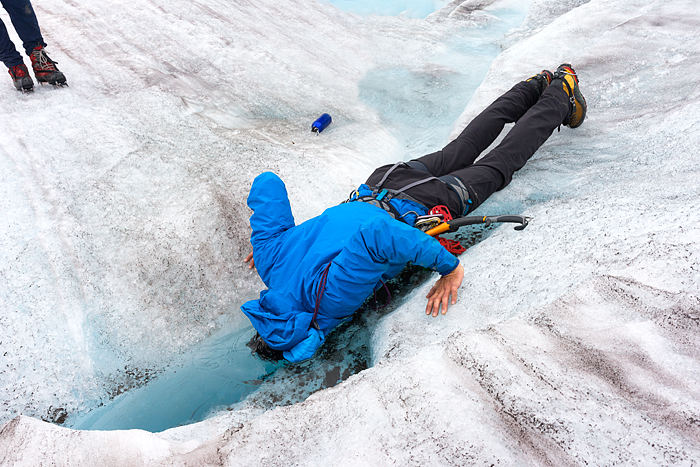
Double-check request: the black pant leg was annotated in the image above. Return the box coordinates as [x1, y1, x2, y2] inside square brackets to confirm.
[451, 82, 571, 211]
[413, 80, 542, 176]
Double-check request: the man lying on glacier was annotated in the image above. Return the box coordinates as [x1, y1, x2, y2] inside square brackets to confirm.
[241, 64, 587, 363]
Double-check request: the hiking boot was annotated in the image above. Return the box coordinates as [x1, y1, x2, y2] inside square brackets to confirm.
[8, 64, 34, 92]
[29, 46, 67, 86]
[526, 69, 553, 95]
[553, 63, 586, 128]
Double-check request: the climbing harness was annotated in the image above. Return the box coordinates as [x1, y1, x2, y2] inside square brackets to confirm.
[350, 161, 474, 218]
[347, 161, 530, 254]
[346, 162, 435, 223]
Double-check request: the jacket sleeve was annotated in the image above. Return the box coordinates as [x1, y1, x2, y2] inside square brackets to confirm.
[247, 172, 296, 286]
[353, 214, 459, 274]
[247, 172, 295, 246]
[240, 290, 326, 363]
[321, 214, 459, 319]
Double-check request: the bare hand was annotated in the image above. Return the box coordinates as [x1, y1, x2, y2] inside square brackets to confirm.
[244, 249, 255, 270]
[425, 263, 464, 317]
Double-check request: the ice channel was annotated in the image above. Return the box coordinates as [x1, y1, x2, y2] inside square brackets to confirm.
[321, 0, 450, 19]
[58, 0, 528, 432]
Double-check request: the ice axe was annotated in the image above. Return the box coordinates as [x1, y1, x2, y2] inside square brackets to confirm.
[424, 215, 530, 237]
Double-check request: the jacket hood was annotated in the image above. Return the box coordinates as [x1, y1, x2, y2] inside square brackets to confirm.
[241, 289, 324, 362]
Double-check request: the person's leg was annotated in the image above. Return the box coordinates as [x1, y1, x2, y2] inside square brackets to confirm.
[449, 80, 571, 213]
[0, 18, 23, 67]
[0, 0, 45, 54]
[1, 16, 34, 91]
[364, 76, 551, 217]
[412, 79, 544, 176]
[2, 0, 65, 85]
[363, 72, 574, 218]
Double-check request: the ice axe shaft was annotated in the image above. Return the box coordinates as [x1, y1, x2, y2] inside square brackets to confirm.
[425, 215, 530, 237]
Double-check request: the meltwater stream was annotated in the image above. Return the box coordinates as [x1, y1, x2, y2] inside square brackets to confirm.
[322, 0, 450, 18]
[69, 327, 278, 432]
[65, 1, 530, 432]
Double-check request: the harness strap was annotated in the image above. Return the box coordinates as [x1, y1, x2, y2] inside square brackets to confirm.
[311, 262, 332, 330]
[438, 174, 472, 216]
[374, 280, 391, 309]
[373, 162, 403, 194]
[372, 162, 438, 198]
[353, 195, 405, 221]
[353, 161, 472, 223]
[391, 175, 439, 195]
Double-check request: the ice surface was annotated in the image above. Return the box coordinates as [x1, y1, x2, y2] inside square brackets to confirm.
[2, 0, 700, 465]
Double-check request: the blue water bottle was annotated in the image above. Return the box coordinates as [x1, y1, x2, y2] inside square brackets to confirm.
[311, 113, 332, 133]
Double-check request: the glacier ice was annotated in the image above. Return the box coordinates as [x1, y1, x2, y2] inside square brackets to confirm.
[1, 0, 700, 465]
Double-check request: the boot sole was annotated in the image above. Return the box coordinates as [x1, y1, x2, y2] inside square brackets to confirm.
[13, 82, 34, 92]
[36, 74, 67, 86]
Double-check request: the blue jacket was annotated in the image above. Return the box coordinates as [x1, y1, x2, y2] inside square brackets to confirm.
[240, 172, 459, 362]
